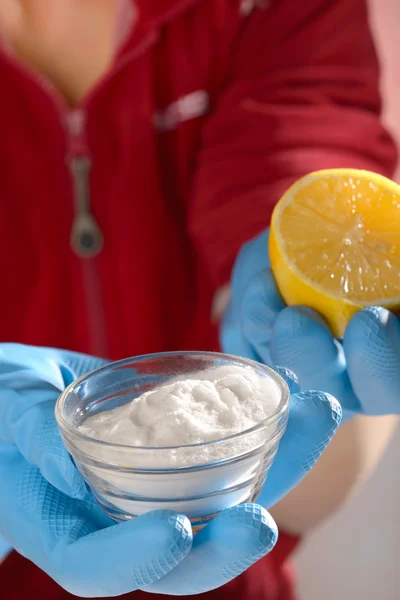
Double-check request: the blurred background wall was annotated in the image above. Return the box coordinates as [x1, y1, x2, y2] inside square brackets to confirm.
[294, 3, 400, 598]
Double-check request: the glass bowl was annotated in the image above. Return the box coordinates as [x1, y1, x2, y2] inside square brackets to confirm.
[55, 352, 289, 532]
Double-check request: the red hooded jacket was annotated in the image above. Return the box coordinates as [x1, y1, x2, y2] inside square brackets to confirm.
[0, 1, 396, 599]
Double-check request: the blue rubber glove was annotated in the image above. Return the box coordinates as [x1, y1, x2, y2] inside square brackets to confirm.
[0, 343, 340, 596]
[0, 345, 193, 597]
[222, 229, 400, 422]
[0, 535, 11, 561]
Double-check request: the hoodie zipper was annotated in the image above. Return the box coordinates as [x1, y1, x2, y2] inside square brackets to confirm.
[68, 147, 104, 257]
[65, 109, 109, 356]
[0, 47, 109, 355]
[0, 30, 157, 357]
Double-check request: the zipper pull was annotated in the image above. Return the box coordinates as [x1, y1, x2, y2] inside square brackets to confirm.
[69, 156, 104, 258]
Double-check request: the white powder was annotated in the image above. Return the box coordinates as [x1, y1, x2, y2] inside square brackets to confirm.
[74, 365, 285, 518]
[79, 365, 280, 450]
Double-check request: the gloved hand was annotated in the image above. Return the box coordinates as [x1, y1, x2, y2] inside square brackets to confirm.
[221, 229, 400, 421]
[0, 343, 340, 596]
[0, 345, 194, 597]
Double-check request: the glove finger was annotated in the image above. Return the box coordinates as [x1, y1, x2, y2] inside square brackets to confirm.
[271, 306, 339, 384]
[241, 269, 285, 365]
[0, 445, 108, 558]
[221, 231, 271, 360]
[231, 230, 271, 319]
[0, 534, 12, 560]
[0, 404, 85, 500]
[270, 306, 360, 412]
[0, 345, 92, 498]
[0, 344, 67, 391]
[16, 399, 87, 498]
[0, 344, 107, 397]
[259, 390, 341, 508]
[220, 299, 259, 360]
[0, 450, 192, 598]
[142, 504, 277, 596]
[62, 510, 192, 597]
[272, 365, 301, 395]
[51, 349, 108, 381]
[344, 307, 400, 415]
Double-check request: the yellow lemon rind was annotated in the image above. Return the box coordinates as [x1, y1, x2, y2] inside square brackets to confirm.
[269, 169, 400, 338]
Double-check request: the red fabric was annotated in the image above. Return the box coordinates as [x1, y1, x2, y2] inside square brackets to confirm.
[0, 1, 396, 599]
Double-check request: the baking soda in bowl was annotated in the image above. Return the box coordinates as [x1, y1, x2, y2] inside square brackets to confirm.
[79, 365, 281, 461]
[56, 353, 289, 528]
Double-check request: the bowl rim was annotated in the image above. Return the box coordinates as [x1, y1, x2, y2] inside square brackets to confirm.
[55, 350, 290, 452]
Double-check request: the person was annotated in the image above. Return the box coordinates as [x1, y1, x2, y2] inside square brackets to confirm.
[0, 0, 399, 599]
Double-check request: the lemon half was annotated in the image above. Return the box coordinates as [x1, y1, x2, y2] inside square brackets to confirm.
[269, 169, 400, 338]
